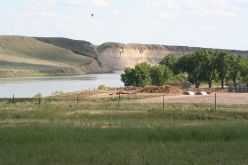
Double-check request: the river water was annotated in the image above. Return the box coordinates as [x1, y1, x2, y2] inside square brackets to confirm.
[0, 71, 124, 98]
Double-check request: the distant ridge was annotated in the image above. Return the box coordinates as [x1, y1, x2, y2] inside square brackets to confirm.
[34, 37, 97, 59]
[0, 36, 101, 77]
[1, 35, 248, 77]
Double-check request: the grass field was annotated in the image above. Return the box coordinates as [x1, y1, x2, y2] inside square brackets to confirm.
[0, 36, 93, 77]
[1, 95, 248, 164]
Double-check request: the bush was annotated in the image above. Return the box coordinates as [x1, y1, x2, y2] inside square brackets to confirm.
[98, 84, 106, 90]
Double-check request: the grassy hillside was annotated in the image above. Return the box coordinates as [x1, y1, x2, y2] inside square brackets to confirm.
[34, 37, 97, 59]
[0, 35, 93, 77]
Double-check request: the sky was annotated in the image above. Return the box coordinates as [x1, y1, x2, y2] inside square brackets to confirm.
[0, 0, 248, 50]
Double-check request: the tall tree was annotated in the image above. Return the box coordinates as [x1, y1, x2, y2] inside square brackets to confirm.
[159, 54, 179, 74]
[240, 59, 248, 86]
[150, 65, 172, 86]
[195, 49, 217, 88]
[215, 51, 231, 88]
[229, 55, 246, 87]
[121, 67, 136, 86]
[134, 62, 151, 87]
[177, 53, 204, 88]
[121, 62, 151, 87]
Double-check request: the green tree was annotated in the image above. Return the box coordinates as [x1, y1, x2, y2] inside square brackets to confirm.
[160, 54, 179, 74]
[229, 55, 246, 87]
[121, 62, 151, 87]
[150, 65, 172, 86]
[121, 67, 136, 86]
[177, 53, 204, 88]
[172, 73, 187, 84]
[195, 49, 217, 88]
[215, 51, 231, 88]
[240, 59, 248, 86]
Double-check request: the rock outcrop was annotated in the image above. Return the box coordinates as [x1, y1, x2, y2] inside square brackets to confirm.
[96, 42, 248, 70]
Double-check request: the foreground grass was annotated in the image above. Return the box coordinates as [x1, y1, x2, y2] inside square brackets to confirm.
[1, 98, 248, 164]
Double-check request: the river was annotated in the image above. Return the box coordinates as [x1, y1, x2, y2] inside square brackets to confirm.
[0, 71, 124, 98]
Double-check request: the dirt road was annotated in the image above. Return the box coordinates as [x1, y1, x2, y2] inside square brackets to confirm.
[130, 93, 248, 105]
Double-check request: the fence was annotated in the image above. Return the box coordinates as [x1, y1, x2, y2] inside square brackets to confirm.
[228, 86, 248, 93]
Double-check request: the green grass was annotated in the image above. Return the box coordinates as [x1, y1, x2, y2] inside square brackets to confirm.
[0, 36, 93, 77]
[1, 98, 248, 164]
[34, 37, 97, 59]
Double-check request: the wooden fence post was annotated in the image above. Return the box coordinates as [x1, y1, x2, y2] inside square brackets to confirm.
[118, 93, 120, 108]
[215, 93, 217, 110]
[163, 94, 164, 109]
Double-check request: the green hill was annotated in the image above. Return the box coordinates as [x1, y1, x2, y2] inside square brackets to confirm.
[0, 35, 93, 77]
[34, 37, 97, 59]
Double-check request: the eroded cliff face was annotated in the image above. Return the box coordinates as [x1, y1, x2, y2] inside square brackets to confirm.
[97, 43, 165, 70]
[96, 42, 248, 71]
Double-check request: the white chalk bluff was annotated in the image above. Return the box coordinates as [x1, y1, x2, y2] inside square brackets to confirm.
[96, 43, 199, 71]
[95, 42, 248, 71]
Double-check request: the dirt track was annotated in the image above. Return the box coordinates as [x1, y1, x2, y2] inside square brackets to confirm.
[132, 93, 248, 105]
[62, 90, 248, 105]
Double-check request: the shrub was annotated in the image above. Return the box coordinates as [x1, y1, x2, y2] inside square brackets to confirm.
[98, 84, 106, 90]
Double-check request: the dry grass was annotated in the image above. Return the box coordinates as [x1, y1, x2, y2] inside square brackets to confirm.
[0, 35, 93, 77]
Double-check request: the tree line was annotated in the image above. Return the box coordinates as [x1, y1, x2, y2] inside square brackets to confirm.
[121, 49, 248, 88]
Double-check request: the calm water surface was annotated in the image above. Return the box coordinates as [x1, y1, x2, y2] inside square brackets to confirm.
[0, 71, 124, 98]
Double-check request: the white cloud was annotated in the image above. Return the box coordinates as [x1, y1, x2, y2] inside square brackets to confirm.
[126, 11, 135, 19]
[185, 0, 230, 8]
[66, 6, 78, 10]
[233, 6, 248, 13]
[82, 18, 101, 24]
[189, 10, 206, 16]
[31, 22, 47, 26]
[52, 23, 68, 28]
[235, 0, 246, 3]
[232, 26, 241, 31]
[0, 20, 16, 25]
[19, 11, 60, 18]
[63, 0, 108, 6]
[198, 25, 216, 31]
[82, 11, 91, 16]
[105, 9, 120, 15]
[65, 16, 77, 21]
[152, 12, 175, 19]
[90, 0, 108, 6]
[212, 9, 238, 17]
[135, 28, 151, 33]
[189, 9, 238, 17]
[23, 1, 57, 10]
[185, 0, 206, 9]
[64, 0, 85, 5]
[146, 0, 179, 8]
[210, 0, 229, 8]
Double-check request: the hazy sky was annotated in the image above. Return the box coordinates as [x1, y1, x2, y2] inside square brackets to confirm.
[0, 0, 248, 50]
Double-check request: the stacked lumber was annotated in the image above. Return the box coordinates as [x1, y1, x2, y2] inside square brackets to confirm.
[140, 85, 182, 94]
